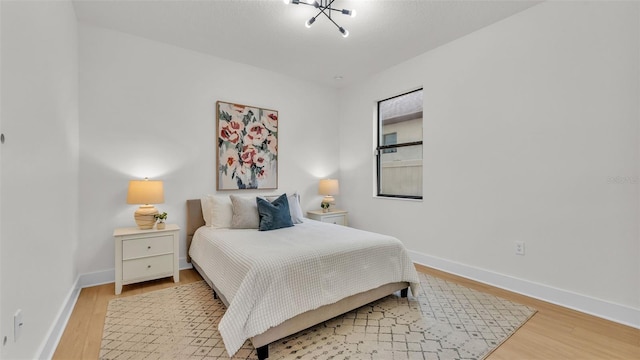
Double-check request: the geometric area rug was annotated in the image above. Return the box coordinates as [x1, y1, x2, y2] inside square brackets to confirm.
[100, 272, 536, 360]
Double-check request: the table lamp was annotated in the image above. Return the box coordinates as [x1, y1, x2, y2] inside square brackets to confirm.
[319, 179, 339, 212]
[127, 177, 164, 229]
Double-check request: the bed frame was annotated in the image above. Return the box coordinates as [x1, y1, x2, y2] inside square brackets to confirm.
[186, 199, 409, 360]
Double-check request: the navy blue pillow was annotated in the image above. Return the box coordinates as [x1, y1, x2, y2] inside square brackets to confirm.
[256, 193, 294, 231]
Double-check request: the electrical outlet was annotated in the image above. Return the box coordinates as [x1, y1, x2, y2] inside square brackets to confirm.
[14, 309, 23, 342]
[515, 241, 525, 255]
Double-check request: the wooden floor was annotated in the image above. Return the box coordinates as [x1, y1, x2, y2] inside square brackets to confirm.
[53, 265, 640, 360]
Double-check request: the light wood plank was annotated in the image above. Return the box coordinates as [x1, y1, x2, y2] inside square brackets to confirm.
[53, 266, 640, 360]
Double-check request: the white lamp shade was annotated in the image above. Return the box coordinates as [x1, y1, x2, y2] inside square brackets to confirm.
[126, 179, 164, 205]
[318, 179, 339, 196]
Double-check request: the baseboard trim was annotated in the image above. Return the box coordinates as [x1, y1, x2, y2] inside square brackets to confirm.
[409, 250, 640, 329]
[179, 257, 192, 271]
[38, 258, 194, 359]
[77, 268, 115, 288]
[36, 277, 81, 360]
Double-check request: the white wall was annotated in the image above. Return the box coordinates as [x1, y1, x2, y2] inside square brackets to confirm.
[339, 0, 639, 319]
[0, 1, 79, 358]
[78, 25, 340, 275]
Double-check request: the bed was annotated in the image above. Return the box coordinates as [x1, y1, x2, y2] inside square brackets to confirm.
[186, 196, 420, 359]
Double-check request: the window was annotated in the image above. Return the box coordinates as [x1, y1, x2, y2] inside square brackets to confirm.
[376, 89, 423, 199]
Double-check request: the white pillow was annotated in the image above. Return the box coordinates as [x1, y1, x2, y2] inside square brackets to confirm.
[210, 195, 233, 228]
[200, 195, 214, 227]
[265, 192, 304, 224]
[201, 195, 233, 228]
[288, 193, 304, 224]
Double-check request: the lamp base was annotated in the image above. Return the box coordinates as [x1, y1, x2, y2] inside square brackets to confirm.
[322, 195, 335, 204]
[322, 195, 336, 212]
[134, 205, 158, 229]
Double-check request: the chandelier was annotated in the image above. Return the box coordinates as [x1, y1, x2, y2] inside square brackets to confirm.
[283, 0, 357, 38]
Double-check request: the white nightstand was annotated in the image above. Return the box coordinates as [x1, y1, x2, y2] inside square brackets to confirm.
[307, 209, 348, 226]
[113, 224, 180, 295]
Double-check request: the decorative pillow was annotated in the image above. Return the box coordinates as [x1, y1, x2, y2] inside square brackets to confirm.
[230, 195, 260, 229]
[201, 195, 233, 228]
[257, 194, 294, 231]
[265, 192, 304, 224]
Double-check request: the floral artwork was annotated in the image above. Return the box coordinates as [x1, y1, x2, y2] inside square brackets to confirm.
[216, 101, 278, 190]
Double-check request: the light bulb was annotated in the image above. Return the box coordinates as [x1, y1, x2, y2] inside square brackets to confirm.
[283, 0, 290, 3]
[305, 17, 316, 28]
[339, 27, 349, 38]
[342, 9, 356, 17]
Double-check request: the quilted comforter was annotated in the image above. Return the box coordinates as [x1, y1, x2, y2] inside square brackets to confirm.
[189, 219, 420, 356]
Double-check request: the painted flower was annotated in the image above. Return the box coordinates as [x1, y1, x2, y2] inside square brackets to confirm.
[256, 167, 268, 180]
[253, 151, 269, 168]
[232, 104, 250, 117]
[220, 120, 241, 144]
[221, 148, 240, 173]
[240, 145, 257, 167]
[244, 122, 267, 146]
[266, 134, 277, 154]
[263, 112, 278, 132]
[228, 118, 244, 133]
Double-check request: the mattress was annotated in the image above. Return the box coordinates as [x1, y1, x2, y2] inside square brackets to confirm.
[189, 219, 420, 356]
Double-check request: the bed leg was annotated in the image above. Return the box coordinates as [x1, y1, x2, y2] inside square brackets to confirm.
[212, 290, 218, 300]
[256, 345, 268, 360]
[400, 288, 408, 298]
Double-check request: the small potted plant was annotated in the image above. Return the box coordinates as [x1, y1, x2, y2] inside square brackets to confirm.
[321, 201, 330, 213]
[155, 212, 168, 230]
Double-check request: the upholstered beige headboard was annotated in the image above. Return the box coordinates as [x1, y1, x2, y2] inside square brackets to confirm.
[186, 199, 205, 263]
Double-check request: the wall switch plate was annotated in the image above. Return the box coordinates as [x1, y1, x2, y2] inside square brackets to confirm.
[14, 309, 23, 342]
[515, 241, 525, 255]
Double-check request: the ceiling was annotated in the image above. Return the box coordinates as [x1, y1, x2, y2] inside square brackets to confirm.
[73, 0, 541, 88]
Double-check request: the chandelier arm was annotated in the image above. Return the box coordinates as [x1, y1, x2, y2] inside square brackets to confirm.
[323, 11, 343, 30]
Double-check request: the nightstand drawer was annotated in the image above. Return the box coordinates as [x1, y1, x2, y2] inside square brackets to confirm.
[122, 235, 173, 260]
[321, 216, 346, 226]
[122, 254, 173, 282]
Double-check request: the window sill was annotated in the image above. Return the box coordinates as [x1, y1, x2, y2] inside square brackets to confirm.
[373, 195, 423, 202]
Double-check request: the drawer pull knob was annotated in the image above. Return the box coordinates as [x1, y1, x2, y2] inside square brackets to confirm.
[147, 246, 151, 250]
[147, 265, 151, 269]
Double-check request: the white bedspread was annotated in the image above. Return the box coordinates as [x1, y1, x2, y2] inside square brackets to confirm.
[189, 219, 420, 356]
